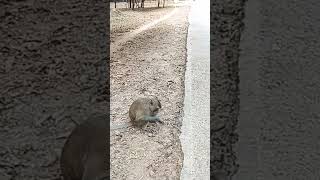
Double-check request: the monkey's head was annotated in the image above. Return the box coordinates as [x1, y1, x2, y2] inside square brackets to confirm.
[149, 96, 161, 115]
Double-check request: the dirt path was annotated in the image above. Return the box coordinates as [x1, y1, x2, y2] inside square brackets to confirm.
[111, 8, 178, 54]
[110, 5, 190, 180]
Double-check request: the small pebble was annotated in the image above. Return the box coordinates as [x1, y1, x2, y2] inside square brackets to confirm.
[115, 131, 121, 136]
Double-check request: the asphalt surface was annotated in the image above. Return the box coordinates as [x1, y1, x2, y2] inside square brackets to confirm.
[235, 0, 320, 179]
[180, 0, 210, 179]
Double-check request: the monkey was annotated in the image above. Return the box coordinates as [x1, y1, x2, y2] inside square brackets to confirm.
[60, 114, 108, 180]
[60, 96, 162, 179]
[129, 96, 162, 126]
[110, 122, 132, 131]
[110, 96, 163, 131]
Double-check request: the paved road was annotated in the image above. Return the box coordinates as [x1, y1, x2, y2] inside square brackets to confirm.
[180, 0, 210, 179]
[235, 0, 320, 179]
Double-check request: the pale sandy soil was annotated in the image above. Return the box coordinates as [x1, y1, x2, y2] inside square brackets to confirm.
[110, 4, 190, 180]
[110, 1, 187, 42]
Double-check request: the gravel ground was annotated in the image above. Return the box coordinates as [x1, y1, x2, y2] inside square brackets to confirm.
[110, 5, 189, 180]
[110, 2, 177, 43]
[210, 0, 246, 178]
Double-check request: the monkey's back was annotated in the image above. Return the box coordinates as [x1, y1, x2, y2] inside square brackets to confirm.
[129, 98, 152, 125]
[60, 114, 107, 180]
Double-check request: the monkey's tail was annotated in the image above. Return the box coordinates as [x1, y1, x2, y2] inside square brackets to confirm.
[110, 122, 132, 131]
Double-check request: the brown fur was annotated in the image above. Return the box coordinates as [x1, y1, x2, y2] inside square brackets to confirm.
[128, 96, 162, 127]
[60, 114, 108, 180]
[110, 97, 162, 131]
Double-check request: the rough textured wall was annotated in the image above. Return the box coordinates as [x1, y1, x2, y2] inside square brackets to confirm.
[236, 0, 320, 179]
[210, 0, 246, 178]
[0, 0, 109, 179]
